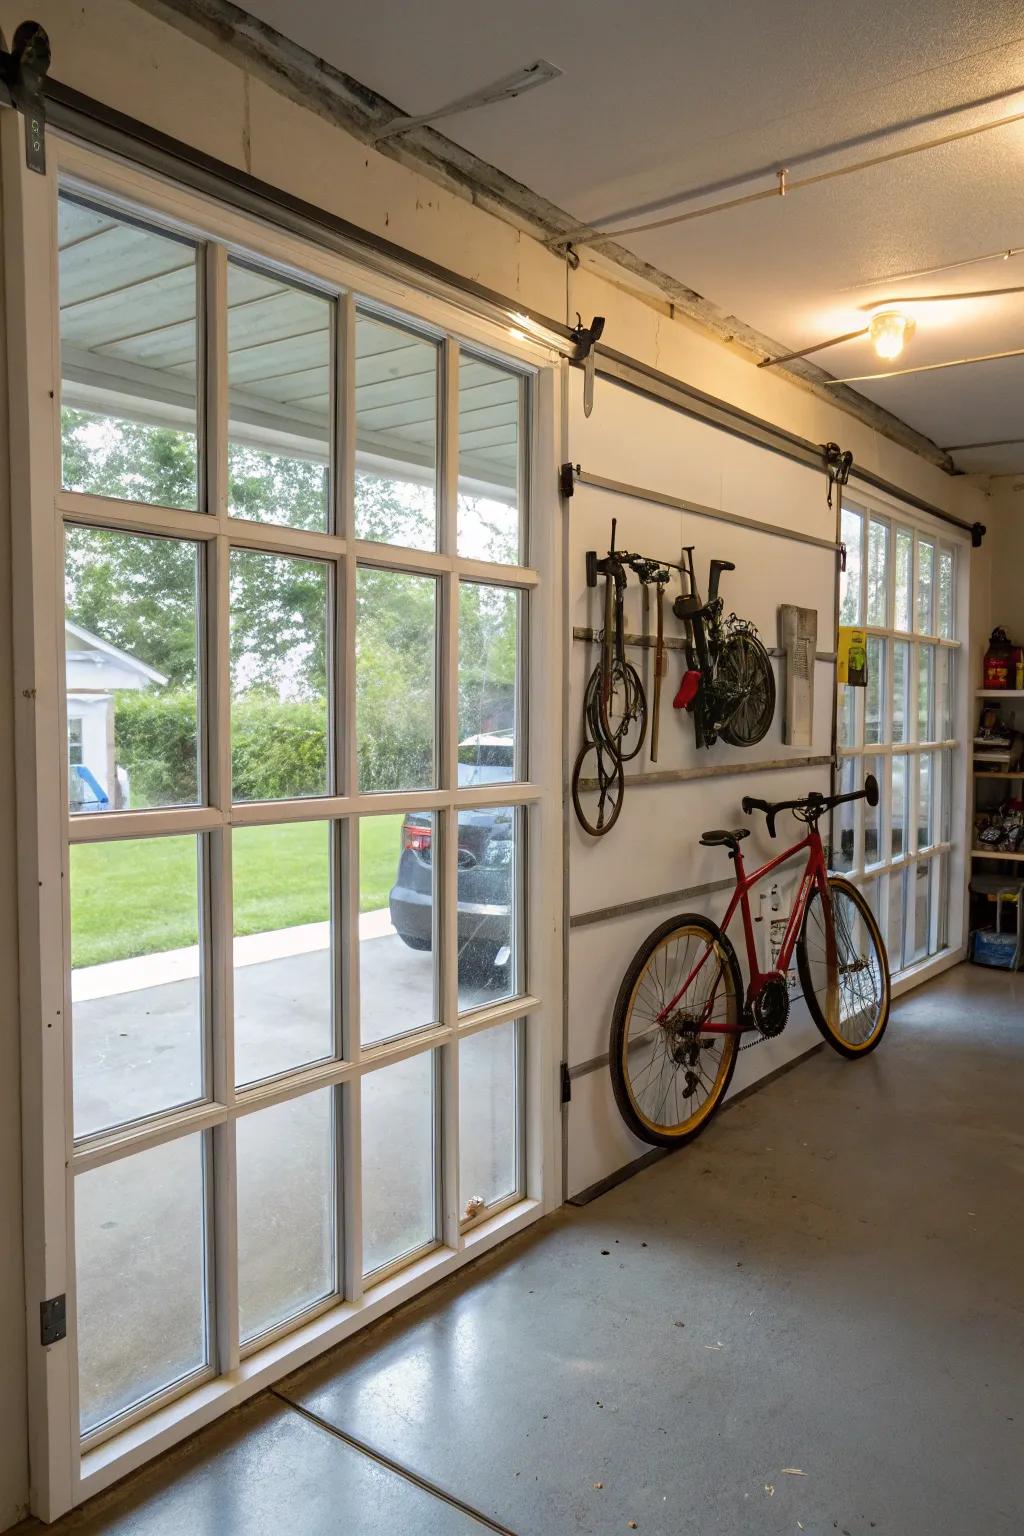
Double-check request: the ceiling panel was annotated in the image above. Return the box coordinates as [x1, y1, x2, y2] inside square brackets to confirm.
[241, 0, 1024, 473]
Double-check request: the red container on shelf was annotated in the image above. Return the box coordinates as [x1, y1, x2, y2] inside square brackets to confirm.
[983, 627, 1013, 689]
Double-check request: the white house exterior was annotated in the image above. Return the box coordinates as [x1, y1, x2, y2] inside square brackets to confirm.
[65, 620, 167, 810]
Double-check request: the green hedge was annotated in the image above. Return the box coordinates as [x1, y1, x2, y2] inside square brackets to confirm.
[115, 687, 434, 802]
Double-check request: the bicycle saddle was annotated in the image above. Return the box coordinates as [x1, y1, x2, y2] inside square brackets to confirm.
[699, 827, 750, 850]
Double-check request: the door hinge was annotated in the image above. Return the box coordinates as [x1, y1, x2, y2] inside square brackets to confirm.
[560, 1061, 572, 1104]
[559, 461, 577, 498]
[40, 1293, 66, 1346]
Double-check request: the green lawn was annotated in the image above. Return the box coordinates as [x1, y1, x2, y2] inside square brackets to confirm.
[71, 814, 405, 967]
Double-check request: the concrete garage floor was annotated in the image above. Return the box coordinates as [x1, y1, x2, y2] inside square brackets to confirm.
[29, 962, 1024, 1535]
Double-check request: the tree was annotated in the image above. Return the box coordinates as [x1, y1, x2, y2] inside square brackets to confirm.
[61, 410, 519, 796]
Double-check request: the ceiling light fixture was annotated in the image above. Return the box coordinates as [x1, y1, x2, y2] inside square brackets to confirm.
[375, 60, 562, 142]
[869, 310, 915, 361]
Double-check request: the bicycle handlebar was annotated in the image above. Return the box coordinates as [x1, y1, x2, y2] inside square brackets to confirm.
[742, 774, 878, 839]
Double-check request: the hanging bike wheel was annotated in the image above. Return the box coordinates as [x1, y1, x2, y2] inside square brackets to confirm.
[596, 659, 648, 761]
[571, 737, 625, 837]
[797, 876, 890, 1057]
[718, 631, 776, 747]
[609, 915, 741, 1147]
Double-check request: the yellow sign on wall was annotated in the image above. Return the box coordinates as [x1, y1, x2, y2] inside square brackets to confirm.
[837, 626, 868, 687]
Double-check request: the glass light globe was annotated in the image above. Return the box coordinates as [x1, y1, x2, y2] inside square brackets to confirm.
[869, 310, 915, 361]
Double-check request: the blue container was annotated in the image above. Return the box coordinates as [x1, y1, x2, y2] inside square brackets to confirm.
[970, 929, 1019, 969]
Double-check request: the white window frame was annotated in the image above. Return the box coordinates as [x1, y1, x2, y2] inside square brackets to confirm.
[833, 485, 970, 989]
[4, 117, 564, 1521]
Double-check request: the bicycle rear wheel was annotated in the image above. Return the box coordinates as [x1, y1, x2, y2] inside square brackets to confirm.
[609, 915, 741, 1147]
[797, 876, 890, 1057]
[718, 631, 776, 747]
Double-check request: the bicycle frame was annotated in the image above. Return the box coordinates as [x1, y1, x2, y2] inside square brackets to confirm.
[657, 823, 834, 1033]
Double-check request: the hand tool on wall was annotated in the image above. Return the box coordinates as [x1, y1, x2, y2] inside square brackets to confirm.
[651, 576, 667, 761]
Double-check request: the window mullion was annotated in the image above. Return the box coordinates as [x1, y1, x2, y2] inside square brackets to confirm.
[203, 245, 229, 519]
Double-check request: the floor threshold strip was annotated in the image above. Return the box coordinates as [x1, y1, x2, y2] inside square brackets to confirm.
[270, 1388, 520, 1536]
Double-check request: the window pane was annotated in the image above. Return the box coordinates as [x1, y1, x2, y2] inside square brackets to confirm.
[865, 754, 884, 867]
[937, 647, 955, 740]
[228, 264, 331, 532]
[60, 198, 199, 510]
[354, 315, 437, 552]
[918, 752, 935, 851]
[71, 837, 203, 1140]
[839, 507, 863, 625]
[916, 539, 935, 633]
[939, 552, 957, 635]
[866, 519, 889, 626]
[459, 584, 520, 784]
[837, 682, 857, 749]
[458, 357, 522, 563]
[362, 1053, 435, 1276]
[907, 859, 931, 967]
[892, 755, 909, 858]
[230, 550, 329, 800]
[892, 640, 911, 744]
[363, 813, 436, 1046]
[865, 636, 886, 745]
[887, 869, 906, 971]
[894, 529, 912, 631]
[460, 1020, 520, 1218]
[65, 526, 200, 813]
[356, 568, 436, 792]
[233, 822, 332, 1086]
[918, 645, 935, 741]
[76, 1134, 207, 1434]
[940, 748, 953, 844]
[458, 805, 521, 1012]
[935, 853, 950, 950]
[237, 1089, 335, 1344]
[830, 757, 857, 873]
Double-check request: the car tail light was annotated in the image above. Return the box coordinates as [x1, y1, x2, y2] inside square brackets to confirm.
[403, 818, 432, 854]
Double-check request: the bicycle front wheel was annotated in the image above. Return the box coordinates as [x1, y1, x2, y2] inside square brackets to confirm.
[610, 915, 741, 1147]
[797, 876, 890, 1057]
[717, 631, 776, 747]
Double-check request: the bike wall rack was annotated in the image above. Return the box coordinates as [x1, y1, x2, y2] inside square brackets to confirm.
[573, 751, 832, 795]
[571, 625, 836, 664]
[566, 466, 842, 555]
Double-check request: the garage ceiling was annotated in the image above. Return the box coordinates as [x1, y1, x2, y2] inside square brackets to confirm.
[235, 0, 1024, 477]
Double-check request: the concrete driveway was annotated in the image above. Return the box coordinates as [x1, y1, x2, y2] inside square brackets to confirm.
[72, 926, 518, 1434]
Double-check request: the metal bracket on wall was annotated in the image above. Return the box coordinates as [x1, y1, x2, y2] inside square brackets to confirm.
[572, 467, 841, 554]
[0, 21, 50, 172]
[570, 316, 605, 417]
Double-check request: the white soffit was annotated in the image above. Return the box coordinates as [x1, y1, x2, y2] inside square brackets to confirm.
[241, 0, 1024, 474]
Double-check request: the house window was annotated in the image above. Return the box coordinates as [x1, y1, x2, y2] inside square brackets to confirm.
[67, 717, 83, 766]
[834, 502, 962, 973]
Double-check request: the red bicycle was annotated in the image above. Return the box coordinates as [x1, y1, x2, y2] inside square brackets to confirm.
[610, 775, 890, 1147]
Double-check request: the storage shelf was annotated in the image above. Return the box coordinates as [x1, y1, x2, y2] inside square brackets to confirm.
[976, 689, 1024, 698]
[972, 849, 1024, 861]
[975, 770, 1024, 780]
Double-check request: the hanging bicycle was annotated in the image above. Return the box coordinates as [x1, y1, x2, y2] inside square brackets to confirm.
[671, 544, 776, 749]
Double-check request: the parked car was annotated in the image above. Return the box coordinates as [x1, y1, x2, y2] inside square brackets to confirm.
[389, 736, 516, 980]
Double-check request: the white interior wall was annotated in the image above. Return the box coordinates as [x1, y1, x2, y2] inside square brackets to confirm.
[0, 0, 997, 1524]
[984, 479, 1024, 638]
[565, 370, 836, 1196]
